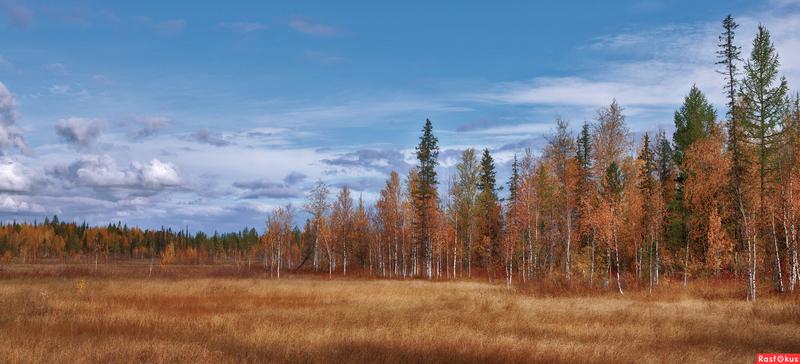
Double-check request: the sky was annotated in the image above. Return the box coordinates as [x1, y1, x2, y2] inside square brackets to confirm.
[0, 0, 799, 233]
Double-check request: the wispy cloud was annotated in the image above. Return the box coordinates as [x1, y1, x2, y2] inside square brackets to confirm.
[262, 98, 470, 128]
[185, 129, 232, 147]
[289, 17, 345, 36]
[92, 74, 111, 85]
[135, 16, 186, 35]
[474, 10, 800, 118]
[0, 55, 11, 68]
[322, 149, 412, 175]
[0, 0, 33, 29]
[153, 19, 186, 35]
[770, 0, 800, 7]
[456, 121, 554, 136]
[301, 50, 350, 64]
[44, 62, 67, 75]
[283, 171, 307, 185]
[49, 83, 90, 100]
[233, 177, 303, 199]
[474, 72, 708, 108]
[39, 4, 93, 26]
[127, 116, 173, 139]
[218, 21, 268, 33]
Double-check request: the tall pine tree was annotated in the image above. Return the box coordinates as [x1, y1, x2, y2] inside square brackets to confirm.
[414, 118, 440, 278]
[477, 148, 500, 281]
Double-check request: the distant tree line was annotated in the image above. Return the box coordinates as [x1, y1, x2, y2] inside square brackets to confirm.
[0, 217, 266, 271]
[1, 16, 799, 300]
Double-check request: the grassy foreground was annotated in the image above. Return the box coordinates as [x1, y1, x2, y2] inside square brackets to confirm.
[0, 276, 798, 363]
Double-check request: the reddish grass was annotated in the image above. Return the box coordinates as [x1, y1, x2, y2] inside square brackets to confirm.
[1, 265, 798, 363]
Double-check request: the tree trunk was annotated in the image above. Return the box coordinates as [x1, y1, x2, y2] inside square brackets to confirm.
[277, 238, 282, 279]
[451, 217, 456, 280]
[782, 192, 793, 289]
[313, 232, 319, 272]
[790, 182, 798, 292]
[565, 212, 572, 276]
[736, 185, 756, 301]
[649, 235, 654, 294]
[590, 229, 596, 285]
[467, 229, 472, 278]
[402, 231, 407, 278]
[771, 207, 784, 293]
[343, 241, 348, 276]
[655, 233, 660, 286]
[394, 233, 399, 277]
[612, 206, 623, 295]
[604, 247, 611, 290]
[684, 238, 689, 288]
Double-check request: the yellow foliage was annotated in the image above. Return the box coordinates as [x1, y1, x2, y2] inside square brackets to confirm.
[161, 243, 175, 266]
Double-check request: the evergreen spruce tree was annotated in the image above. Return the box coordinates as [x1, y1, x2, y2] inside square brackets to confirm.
[414, 118, 440, 278]
[673, 85, 717, 166]
[717, 15, 746, 200]
[477, 148, 500, 280]
[508, 154, 520, 205]
[670, 86, 716, 259]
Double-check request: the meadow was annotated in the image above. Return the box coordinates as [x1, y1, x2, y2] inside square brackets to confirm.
[1, 265, 798, 363]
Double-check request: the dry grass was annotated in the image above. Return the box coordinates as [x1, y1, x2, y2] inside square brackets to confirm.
[0, 275, 798, 363]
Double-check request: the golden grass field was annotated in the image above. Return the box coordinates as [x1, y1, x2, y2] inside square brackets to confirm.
[1, 270, 799, 363]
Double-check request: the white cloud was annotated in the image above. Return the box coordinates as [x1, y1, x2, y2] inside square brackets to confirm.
[0, 82, 29, 155]
[68, 154, 137, 187]
[51, 155, 182, 190]
[135, 159, 181, 188]
[0, 158, 33, 192]
[0, 195, 44, 213]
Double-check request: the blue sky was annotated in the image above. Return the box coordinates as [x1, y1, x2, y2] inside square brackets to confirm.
[0, 0, 799, 232]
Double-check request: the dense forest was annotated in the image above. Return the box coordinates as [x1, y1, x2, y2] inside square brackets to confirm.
[1, 16, 799, 300]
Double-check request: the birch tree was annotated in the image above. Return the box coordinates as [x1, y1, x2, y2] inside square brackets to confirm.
[455, 149, 480, 277]
[305, 180, 330, 272]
